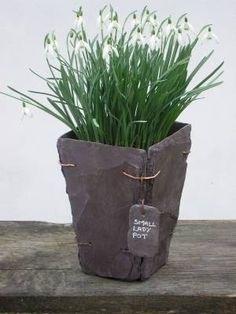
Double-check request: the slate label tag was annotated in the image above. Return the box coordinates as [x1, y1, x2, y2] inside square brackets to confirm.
[127, 204, 161, 257]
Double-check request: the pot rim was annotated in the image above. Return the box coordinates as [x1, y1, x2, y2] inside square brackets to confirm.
[57, 121, 191, 152]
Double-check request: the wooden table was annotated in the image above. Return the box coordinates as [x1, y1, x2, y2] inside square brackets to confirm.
[0, 221, 235, 314]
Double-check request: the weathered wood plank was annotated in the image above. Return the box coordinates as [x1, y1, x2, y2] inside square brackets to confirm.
[0, 221, 235, 313]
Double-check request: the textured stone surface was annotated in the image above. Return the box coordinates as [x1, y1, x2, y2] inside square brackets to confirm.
[0, 221, 235, 313]
[57, 122, 191, 280]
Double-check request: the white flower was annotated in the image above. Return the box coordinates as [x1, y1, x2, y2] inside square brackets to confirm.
[45, 42, 55, 58]
[143, 8, 152, 28]
[165, 18, 177, 36]
[108, 20, 120, 32]
[133, 28, 145, 46]
[53, 39, 59, 51]
[74, 16, 83, 29]
[44, 33, 58, 58]
[147, 14, 159, 33]
[157, 28, 163, 40]
[97, 15, 102, 27]
[108, 15, 121, 33]
[131, 20, 138, 29]
[145, 8, 150, 18]
[97, 12, 109, 27]
[102, 45, 110, 60]
[148, 32, 160, 51]
[176, 29, 186, 46]
[201, 27, 219, 43]
[74, 7, 84, 29]
[131, 13, 140, 28]
[75, 36, 91, 54]
[181, 17, 195, 34]
[149, 14, 159, 28]
[21, 104, 33, 120]
[102, 40, 119, 61]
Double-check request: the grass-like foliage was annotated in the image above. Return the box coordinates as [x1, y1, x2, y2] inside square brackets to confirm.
[3, 6, 223, 149]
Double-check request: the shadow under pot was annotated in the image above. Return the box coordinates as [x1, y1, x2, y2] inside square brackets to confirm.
[57, 121, 191, 281]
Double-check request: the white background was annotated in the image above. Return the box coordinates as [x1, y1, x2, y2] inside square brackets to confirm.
[0, 0, 235, 222]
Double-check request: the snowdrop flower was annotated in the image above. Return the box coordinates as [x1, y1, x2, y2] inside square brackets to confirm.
[52, 33, 59, 50]
[102, 38, 119, 61]
[21, 103, 33, 120]
[97, 10, 109, 28]
[176, 29, 186, 46]
[165, 18, 177, 36]
[74, 7, 84, 29]
[149, 14, 159, 28]
[148, 30, 160, 51]
[143, 8, 152, 27]
[131, 13, 140, 28]
[44, 33, 58, 58]
[108, 13, 121, 33]
[201, 27, 219, 43]
[133, 28, 145, 46]
[69, 30, 74, 39]
[97, 12, 103, 28]
[156, 27, 164, 40]
[181, 17, 195, 34]
[145, 8, 150, 19]
[45, 39, 55, 57]
[75, 35, 91, 54]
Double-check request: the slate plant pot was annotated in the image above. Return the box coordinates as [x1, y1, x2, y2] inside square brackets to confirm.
[57, 122, 191, 281]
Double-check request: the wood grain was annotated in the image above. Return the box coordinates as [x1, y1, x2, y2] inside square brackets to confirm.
[0, 220, 235, 313]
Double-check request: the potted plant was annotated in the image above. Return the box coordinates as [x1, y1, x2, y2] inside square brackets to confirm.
[2, 6, 223, 281]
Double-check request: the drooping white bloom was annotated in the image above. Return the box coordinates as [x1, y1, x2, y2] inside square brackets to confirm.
[149, 35, 157, 50]
[149, 14, 159, 28]
[145, 8, 150, 18]
[143, 8, 152, 28]
[74, 7, 84, 29]
[157, 27, 163, 40]
[75, 35, 91, 54]
[44, 33, 58, 58]
[108, 20, 120, 32]
[74, 16, 83, 29]
[69, 30, 75, 40]
[21, 104, 33, 120]
[45, 41, 55, 58]
[148, 31, 160, 51]
[176, 29, 186, 46]
[181, 17, 195, 34]
[131, 13, 140, 28]
[133, 28, 145, 46]
[97, 14, 103, 27]
[53, 39, 59, 51]
[147, 14, 159, 33]
[97, 11, 109, 27]
[108, 14, 121, 33]
[165, 18, 177, 36]
[201, 27, 219, 43]
[102, 39, 119, 61]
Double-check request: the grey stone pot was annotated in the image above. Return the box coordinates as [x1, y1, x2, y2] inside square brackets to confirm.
[57, 122, 191, 281]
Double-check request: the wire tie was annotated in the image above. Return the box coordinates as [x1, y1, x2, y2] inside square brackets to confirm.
[182, 150, 191, 156]
[122, 170, 161, 181]
[59, 161, 77, 167]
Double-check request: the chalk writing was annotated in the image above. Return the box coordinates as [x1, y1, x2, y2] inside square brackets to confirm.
[133, 219, 157, 227]
[132, 219, 157, 240]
